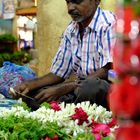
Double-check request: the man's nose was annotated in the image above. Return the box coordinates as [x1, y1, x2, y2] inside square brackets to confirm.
[67, 2, 76, 12]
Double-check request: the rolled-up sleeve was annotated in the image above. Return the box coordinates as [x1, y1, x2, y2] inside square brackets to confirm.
[101, 18, 116, 67]
[50, 34, 72, 79]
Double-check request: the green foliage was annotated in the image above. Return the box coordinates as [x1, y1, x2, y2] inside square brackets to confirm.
[133, 4, 140, 16]
[40, 102, 51, 109]
[124, 0, 132, 5]
[0, 115, 69, 140]
[0, 34, 18, 53]
[0, 102, 69, 140]
[11, 51, 32, 65]
[13, 102, 31, 111]
[0, 102, 115, 140]
[72, 133, 95, 140]
[123, 0, 140, 16]
[0, 51, 32, 67]
[0, 34, 17, 42]
[102, 136, 114, 140]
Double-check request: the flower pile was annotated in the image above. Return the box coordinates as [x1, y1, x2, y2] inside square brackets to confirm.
[0, 101, 117, 140]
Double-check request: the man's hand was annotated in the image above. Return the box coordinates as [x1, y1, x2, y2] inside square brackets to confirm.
[87, 62, 113, 81]
[35, 81, 77, 104]
[34, 86, 61, 104]
[10, 82, 30, 99]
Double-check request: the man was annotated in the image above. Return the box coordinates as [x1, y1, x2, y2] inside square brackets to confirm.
[12, 0, 116, 109]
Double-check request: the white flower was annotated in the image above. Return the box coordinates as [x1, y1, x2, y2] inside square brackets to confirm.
[0, 101, 116, 137]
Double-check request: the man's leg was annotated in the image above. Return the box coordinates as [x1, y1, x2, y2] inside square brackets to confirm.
[23, 78, 110, 110]
[74, 77, 110, 109]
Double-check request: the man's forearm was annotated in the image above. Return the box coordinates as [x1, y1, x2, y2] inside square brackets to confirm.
[87, 62, 113, 80]
[25, 72, 64, 91]
[54, 81, 77, 96]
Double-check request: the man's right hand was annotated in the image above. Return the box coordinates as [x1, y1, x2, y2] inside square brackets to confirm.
[10, 82, 31, 99]
[10, 73, 64, 99]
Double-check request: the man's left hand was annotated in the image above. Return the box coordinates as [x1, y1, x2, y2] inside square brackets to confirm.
[34, 86, 61, 104]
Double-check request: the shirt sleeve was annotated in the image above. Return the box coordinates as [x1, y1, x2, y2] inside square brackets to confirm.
[50, 33, 72, 79]
[101, 18, 116, 67]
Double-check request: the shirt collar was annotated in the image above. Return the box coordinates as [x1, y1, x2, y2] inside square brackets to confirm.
[88, 6, 101, 32]
[68, 6, 102, 34]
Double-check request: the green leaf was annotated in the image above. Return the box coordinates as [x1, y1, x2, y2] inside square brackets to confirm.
[13, 102, 31, 111]
[0, 34, 17, 42]
[9, 132, 19, 140]
[40, 102, 51, 109]
[102, 136, 114, 140]
[73, 133, 95, 140]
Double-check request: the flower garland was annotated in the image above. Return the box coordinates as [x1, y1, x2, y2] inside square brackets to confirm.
[0, 101, 117, 140]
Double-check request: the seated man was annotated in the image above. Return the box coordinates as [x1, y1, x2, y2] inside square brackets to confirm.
[12, 0, 116, 110]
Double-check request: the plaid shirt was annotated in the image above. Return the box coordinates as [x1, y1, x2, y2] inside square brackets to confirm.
[51, 7, 116, 79]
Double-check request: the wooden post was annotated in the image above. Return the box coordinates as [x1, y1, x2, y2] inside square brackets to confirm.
[36, 0, 71, 76]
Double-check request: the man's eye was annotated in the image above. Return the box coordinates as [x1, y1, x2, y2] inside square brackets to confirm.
[66, 0, 83, 4]
[65, 0, 69, 3]
[73, 0, 84, 4]
[72, 0, 83, 4]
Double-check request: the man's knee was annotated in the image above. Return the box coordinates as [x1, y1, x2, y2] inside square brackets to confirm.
[74, 77, 110, 108]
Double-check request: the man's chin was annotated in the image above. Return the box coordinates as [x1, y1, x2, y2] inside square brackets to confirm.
[71, 17, 84, 23]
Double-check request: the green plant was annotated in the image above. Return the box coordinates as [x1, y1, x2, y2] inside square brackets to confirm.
[11, 51, 32, 65]
[0, 33, 17, 42]
[0, 34, 18, 53]
[0, 115, 68, 140]
[0, 51, 32, 67]
[0, 101, 116, 140]
[133, 4, 140, 16]
[123, 0, 140, 17]
[0, 53, 11, 66]
[124, 0, 132, 5]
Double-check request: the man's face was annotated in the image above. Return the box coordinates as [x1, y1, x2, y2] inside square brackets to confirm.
[66, 0, 99, 23]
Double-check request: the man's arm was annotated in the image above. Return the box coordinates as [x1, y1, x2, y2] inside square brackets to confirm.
[35, 62, 112, 103]
[35, 80, 77, 103]
[13, 72, 65, 97]
[28, 72, 65, 90]
[87, 62, 113, 81]
[87, 12, 116, 81]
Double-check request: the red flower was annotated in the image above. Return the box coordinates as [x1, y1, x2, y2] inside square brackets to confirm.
[45, 134, 59, 140]
[113, 39, 140, 74]
[50, 101, 61, 111]
[71, 107, 89, 125]
[115, 123, 140, 140]
[107, 117, 118, 128]
[91, 120, 111, 140]
[109, 76, 140, 118]
[45, 137, 51, 140]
